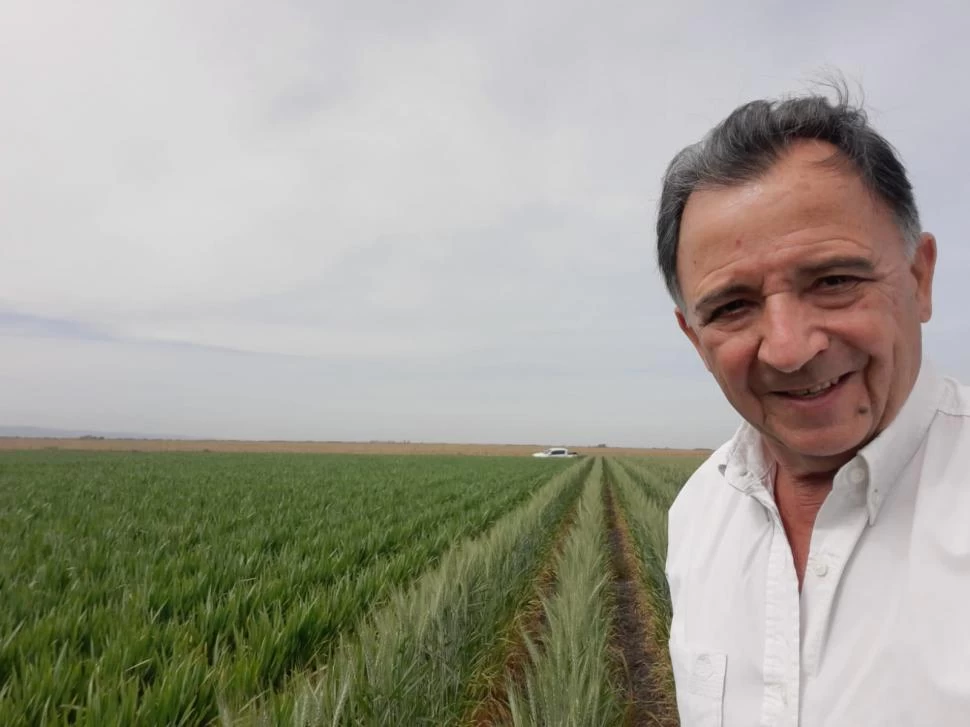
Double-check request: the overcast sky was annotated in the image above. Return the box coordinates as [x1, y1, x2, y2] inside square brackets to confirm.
[3, 1, 969, 447]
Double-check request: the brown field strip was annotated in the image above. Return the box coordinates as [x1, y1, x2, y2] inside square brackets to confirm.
[603, 478, 679, 727]
[0, 437, 711, 458]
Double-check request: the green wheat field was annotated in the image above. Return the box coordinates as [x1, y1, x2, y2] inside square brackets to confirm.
[0, 450, 700, 726]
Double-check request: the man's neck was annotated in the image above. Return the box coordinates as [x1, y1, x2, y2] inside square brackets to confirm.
[772, 460, 840, 590]
[774, 465, 834, 519]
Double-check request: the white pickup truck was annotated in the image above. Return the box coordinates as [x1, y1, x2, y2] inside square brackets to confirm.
[532, 447, 579, 458]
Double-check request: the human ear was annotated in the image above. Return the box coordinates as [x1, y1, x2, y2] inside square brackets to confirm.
[911, 232, 937, 323]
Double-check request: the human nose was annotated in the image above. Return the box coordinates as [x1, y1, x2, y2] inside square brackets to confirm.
[757, 295, 828, 373]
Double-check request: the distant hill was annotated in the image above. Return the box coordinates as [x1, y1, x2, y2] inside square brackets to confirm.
[0, 425, 195, 440]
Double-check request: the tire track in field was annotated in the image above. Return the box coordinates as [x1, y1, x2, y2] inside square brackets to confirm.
[603, 476, 677, 727]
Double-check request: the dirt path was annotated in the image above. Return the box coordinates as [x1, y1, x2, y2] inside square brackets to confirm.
[603, 478, 677, 726]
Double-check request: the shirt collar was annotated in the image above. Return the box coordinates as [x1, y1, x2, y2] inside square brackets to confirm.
[718, 422, 773, 495]
[718, 361, 945, 524]
[855, 361, 944, 524]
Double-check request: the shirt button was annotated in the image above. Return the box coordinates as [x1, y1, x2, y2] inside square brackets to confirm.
[814, 561, 829, 577]
[848, 466, 866, 484]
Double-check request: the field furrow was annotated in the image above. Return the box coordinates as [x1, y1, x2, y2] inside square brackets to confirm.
[248, 458, 590, 725]
[461, 471, 583, 726]
[606, 456, 699, 726]
[601, 466, 663, 726]
[502, 458, 622, 727]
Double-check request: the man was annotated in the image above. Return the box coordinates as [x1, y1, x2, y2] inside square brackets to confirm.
[659, 88, 970, 726]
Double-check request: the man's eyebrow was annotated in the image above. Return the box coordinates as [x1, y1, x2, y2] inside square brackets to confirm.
[798, 256, 876, 277]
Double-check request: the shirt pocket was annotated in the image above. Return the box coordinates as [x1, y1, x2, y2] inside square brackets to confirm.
[669, 639, 727, 727]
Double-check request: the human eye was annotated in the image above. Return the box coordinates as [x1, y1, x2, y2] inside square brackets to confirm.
[814, 274, 861, 291]
[707, 299, 751, 323]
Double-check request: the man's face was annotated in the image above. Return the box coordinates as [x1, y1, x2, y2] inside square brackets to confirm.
[675, 141, 937, 467]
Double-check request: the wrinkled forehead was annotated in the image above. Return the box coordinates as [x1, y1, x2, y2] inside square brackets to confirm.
[676, 146, 899, 302]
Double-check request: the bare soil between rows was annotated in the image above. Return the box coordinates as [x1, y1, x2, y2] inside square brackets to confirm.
[603, 480, 677, 727]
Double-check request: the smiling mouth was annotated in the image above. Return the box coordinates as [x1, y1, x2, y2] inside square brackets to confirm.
[779, 374, 848, 399]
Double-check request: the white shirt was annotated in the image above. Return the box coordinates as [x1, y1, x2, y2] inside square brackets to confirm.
[666, 362, 970, 727]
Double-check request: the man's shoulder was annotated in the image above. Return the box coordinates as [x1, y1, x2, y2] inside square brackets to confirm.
[920, 374, 970, 475]
[668, 440, 735, 531]
[665, 440, 742, 589]
[937, 375, 970, 419]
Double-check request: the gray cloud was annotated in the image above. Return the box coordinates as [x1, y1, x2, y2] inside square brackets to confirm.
[3, 0, 969, 446]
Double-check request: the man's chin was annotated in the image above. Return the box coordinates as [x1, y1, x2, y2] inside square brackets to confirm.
[765, 426, 870, 464]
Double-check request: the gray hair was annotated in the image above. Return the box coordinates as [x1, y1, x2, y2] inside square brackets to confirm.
[656, 85, 922, 308]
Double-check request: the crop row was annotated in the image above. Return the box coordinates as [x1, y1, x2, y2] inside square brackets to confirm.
[504, 458, 622, 726]
[487, 456, 699, 726]
[491, 455, 701, 726]
[232, 457, 592, 724]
